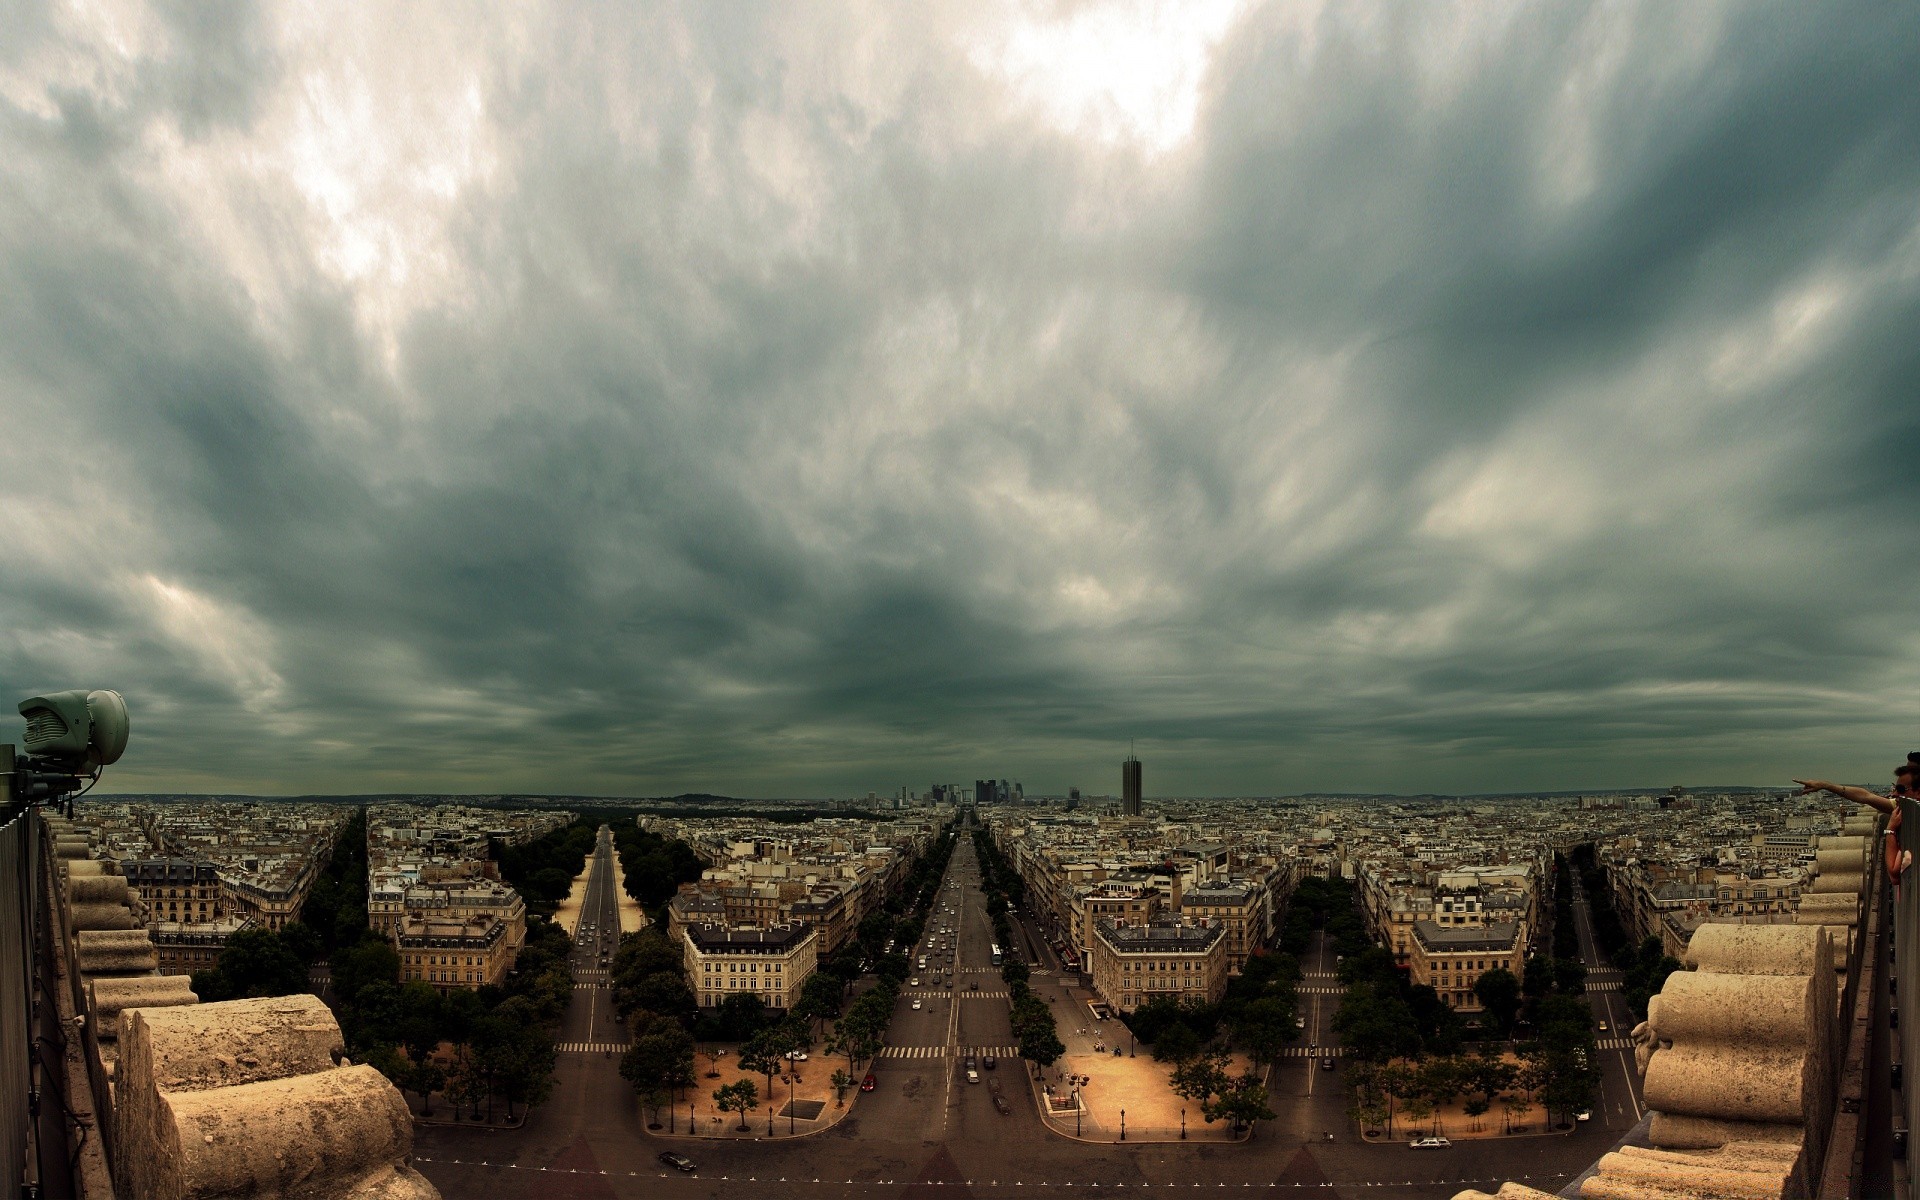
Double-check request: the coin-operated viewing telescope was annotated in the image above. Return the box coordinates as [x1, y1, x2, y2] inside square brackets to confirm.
[4, 689, 129, 816]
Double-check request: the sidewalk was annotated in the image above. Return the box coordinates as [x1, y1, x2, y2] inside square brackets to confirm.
[654, 1045, 861, 1140]
[1027, 972, 1248, 1143]
[1353, 1053, 1580, 1144]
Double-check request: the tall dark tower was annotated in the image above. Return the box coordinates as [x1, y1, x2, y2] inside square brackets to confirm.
[1122, 751, 1142, 817]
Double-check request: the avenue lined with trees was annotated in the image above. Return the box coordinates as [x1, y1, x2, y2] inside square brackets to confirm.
[1331, 861, 1601, 1137]
[610, 820, 965, 1124]
[973, 828, 1066, 1069]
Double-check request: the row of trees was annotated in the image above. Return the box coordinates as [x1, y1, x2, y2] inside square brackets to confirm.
[494, 820, 600, 915]
[193, 803, 375, 1002]
[193, 808, 579, 1119]
[973, 829, 1066, 1069]
[296, 807, 371, 953]
[607, 818, 706, 910]
[1323, 858, 1601, 1129]
[1280, 875, 1370, 959]
[1560, 846, 1679, 1019]
[1349, 1052, 1544, 1136]
[612, 820, 959, 1121]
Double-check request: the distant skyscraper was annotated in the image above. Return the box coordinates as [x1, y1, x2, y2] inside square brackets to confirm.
[1122, 753, 1142, 816]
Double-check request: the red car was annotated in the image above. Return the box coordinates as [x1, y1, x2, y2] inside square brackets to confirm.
[861, 1074, 877, 1092]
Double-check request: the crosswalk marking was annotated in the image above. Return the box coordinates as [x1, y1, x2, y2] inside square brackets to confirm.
[1597, 1036, 1633, 1050]
[875, 1044, 1020, 1060]
[906, 990, 1012, 1000]
[1278, 1046, 1343, 1058]
[559, 1041, 631, 1053]
[1298, 986, 1344, 995]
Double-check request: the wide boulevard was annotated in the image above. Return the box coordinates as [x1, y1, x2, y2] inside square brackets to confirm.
[415, 829, 1629, 1199]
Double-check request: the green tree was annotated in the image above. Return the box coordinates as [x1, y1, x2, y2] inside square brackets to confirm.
[1206, 1073, 1275, 1133]
[1169, 1047, 1231, 1112]
[407, 1057, 447, 1117]
[715, 1079, 758, 1130]
[796, 972, 845, 1035]
[621, 1019, 697, 1124]
[1230, 996, 1298, 1067]
[1017, 1022, 1065, 1069]
[1521, 956, 1555, 999]
[1152, 1020, 1202, 1063]
[279, 921, 323, 965]
[198, 928, 307, 1001]
[738, 1027, 795, 1136]
[330, 935, 400, 1009]
[1472, 968, 1522, 1037]
[1333, 989, 1420, 1063]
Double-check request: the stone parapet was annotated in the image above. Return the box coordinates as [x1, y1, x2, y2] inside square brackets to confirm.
[1641, 973, 1816, 1125]
[1448, 1184, 1558, 1200]
[1577, 1142, 1800, 1199]
[75, 928, 159, 975]
[1593, 924, 1834, 1198]
[88, 975, 198, 1042]
[116, 995, 439, 1200]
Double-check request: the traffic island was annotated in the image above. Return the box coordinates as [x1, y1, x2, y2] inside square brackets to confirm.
[646, 1049, 862, 1141]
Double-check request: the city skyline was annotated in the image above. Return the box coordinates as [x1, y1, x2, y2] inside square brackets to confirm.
[5, 2, 1918, 799]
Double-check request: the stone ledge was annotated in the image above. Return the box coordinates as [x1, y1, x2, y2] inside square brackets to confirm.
[118, 995, 440, 1200]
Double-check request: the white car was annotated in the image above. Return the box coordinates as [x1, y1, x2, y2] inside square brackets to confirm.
[1410, 1137, 1451, 1149]
[1575, 1110, 1591, 1122]
[912, 999, 923, 1010]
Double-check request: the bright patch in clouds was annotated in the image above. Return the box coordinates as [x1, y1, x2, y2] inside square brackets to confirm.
[972, 0, 1247, 153]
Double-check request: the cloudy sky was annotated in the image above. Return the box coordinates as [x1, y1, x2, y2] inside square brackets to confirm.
[3, 1, 1916, 799]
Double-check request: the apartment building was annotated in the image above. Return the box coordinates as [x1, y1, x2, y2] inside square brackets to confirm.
[396, 912, 516, 989]
[684, 922, 819, 1011]
[1177, 880, 1266, 973]
[152, 915, 254, 976]
[123, 858, 224, 925]
[1089, 917, 1229, 1013]
[1407, 920, 1525, 1012]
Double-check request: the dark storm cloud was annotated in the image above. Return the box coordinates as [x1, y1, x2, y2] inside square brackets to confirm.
[1, 1, 1916, 797]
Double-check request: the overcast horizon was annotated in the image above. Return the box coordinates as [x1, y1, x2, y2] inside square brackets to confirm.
[4, 2, 1917, 799]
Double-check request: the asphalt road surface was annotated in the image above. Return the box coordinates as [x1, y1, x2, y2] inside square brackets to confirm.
[416, 820, 1621, 1199]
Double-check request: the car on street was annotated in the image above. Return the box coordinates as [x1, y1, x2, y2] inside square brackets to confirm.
[1295, 1016, 1306, 1028]
[910, 977, 920, 986]
[1575, 1110, 1591, 1121]
[966, 1068, 980, 1084]
[1410, 1137, 1451, 1149]
[912, 999, 922, 1010]
[983, 1055, 996, 1069]
[1320, 1057, 1336, 1070]
[1597, 1021, 1609, 1032]
[659, 1151, 697, 1172]
[861, 1074, 877, 1092]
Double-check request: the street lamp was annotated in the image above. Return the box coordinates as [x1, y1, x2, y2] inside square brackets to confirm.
[1181, 1108, 1186, 1139]
[1120, 1108, 1126, 1141]
[1129, 1029, 1135, 1057]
